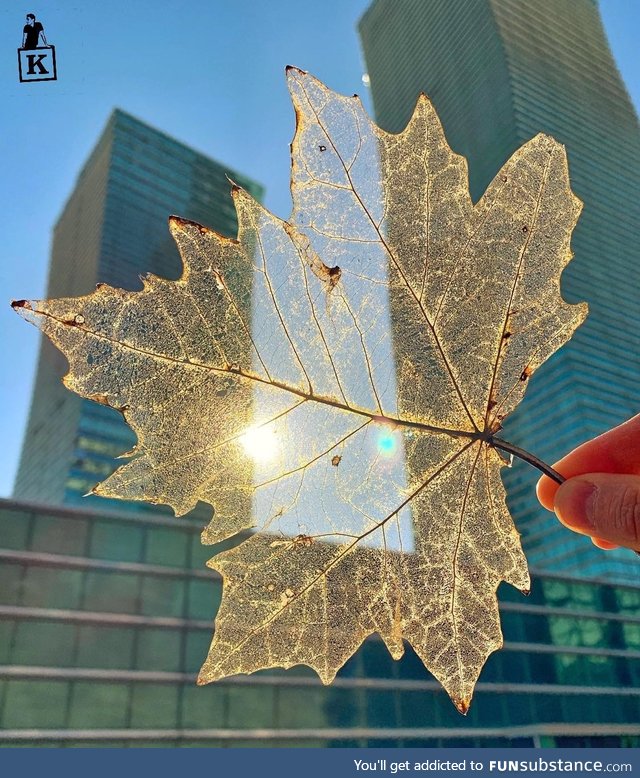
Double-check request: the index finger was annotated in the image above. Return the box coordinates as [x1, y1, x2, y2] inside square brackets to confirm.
[536, 413, 640, 511]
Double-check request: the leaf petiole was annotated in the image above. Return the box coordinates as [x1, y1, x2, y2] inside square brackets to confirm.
[488, 436, 565, 485]
[490, 437, 640, 559]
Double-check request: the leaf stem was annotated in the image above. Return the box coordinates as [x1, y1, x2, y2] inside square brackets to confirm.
[491, 437, 640, 559]
[489, 436, 565, 485]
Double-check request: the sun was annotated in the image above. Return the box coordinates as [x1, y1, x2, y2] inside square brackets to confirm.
[240, 424, 279, 463]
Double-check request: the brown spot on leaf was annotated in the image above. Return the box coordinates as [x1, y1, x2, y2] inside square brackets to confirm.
[169, 215, 213, 235]
[89, 393, 111, 407]
[327, 265, 341, 287]
[331, 455, 341, 467]
[310, 260, 341, 290]
[520, 365, 532, 381]
[455, 698, 470, 716]
[284, 224, 342, 292]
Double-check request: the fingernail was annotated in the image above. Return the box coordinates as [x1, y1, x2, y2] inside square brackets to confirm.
[555, 478, 597, 532]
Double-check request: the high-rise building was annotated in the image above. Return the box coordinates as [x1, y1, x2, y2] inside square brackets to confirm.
[358, 0, 640, 582]
[2, 497, 640, 746]
[14, 109, 264, 517]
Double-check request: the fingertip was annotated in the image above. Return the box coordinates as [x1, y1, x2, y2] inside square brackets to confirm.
[556, 472, 640, 551]
[591, 537, 619, 550]
[536, 473, 559, 512]
[553, 477, 597, 535]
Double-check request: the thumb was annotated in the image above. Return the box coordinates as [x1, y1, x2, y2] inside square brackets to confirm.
[554, 474, 640, 551]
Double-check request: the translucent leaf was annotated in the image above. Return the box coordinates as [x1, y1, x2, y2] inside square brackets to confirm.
[13, 69, 586, 712]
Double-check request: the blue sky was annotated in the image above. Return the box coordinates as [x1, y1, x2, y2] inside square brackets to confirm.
[1, 1, 638, 498]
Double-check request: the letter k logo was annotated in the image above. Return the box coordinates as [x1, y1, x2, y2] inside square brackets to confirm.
[26, 53, 49, 74]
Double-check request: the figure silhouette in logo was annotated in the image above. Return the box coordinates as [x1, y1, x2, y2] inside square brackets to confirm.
[22, 13, 48, 50]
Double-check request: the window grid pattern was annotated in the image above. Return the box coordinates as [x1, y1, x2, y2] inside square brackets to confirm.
[1, 499, 639, 747]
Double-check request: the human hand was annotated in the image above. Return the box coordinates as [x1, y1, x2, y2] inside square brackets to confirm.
[536, 414, 640, 552]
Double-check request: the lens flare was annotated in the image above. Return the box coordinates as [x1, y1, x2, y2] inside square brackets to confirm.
[378, 430, 397, 456]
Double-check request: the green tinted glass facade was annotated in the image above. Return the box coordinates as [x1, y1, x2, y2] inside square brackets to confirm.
[1, 498, 640, 747]
[13, 110, 263, 518]
[358, 0, 640, 582]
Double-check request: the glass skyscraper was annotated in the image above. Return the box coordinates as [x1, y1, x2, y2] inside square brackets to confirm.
[358, 0, 640, 582]
[1, 497, 640, 746]
[13, 109, 264, 517]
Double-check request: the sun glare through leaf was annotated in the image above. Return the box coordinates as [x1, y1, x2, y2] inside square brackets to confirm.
[240, 424, 279, 462]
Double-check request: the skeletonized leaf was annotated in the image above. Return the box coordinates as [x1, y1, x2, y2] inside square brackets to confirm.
[13, 69, 586, 711]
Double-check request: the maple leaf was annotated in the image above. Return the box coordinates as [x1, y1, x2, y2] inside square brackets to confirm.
[13, 68, 586, 712]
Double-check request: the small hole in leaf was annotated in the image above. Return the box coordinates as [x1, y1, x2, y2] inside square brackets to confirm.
[522, 226, 529, 234]
[319, 145, 327, 152]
